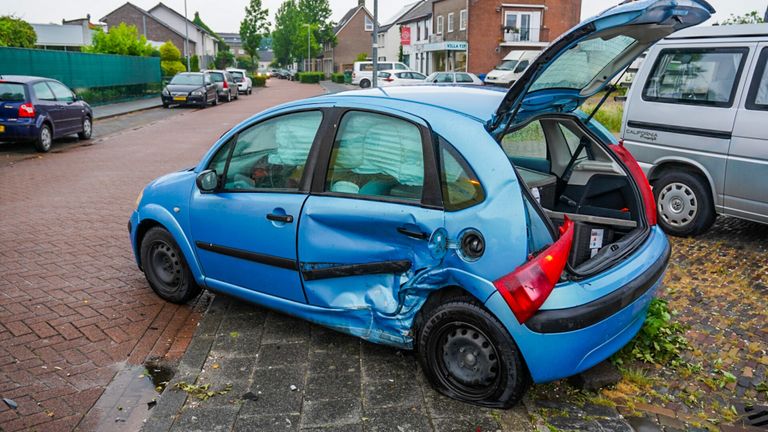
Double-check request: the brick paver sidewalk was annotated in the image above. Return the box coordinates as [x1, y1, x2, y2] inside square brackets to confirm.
[0, 80, 324, 431]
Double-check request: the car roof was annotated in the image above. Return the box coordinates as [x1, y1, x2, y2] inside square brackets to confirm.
[665, 23, 768, 40]
[0, 75, 54, 83]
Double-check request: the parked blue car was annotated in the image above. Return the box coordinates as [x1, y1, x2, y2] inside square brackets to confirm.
[130, 0, 712, 407]
[0, 76, 93, 152]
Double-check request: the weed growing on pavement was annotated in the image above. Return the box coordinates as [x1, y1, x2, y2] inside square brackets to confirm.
[612, 298, 690, 368]
[173, 381, 233, 401]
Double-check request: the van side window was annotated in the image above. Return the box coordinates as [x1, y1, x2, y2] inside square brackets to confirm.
[642, 48, 748, 108]
[746, 47, 768, 111]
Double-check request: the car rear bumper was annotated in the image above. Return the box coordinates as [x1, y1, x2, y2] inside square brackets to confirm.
[0, 121, 37, 141]
[485, 227, 671, 383]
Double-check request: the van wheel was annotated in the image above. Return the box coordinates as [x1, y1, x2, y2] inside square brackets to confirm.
[34, 123, 53, 152]
[416, 299, 530, 408]
[654, 170, 715, 237]
[140, 227, 201, 303]
[360, 79, 371, 89]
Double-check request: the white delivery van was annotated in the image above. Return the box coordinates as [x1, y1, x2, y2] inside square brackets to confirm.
[352, 61, 410, 88]
[484, 50, 541, 87]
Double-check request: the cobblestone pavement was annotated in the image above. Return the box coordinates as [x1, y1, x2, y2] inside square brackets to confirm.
[0, 79, 324, 431]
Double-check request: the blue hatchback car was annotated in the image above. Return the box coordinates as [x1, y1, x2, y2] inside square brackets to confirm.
[0, 76, 93, 152]
[130, 0, 712, 407]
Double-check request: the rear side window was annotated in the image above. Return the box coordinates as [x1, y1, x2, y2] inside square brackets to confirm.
[32, 82, 55, 101]
[746, 47, 768, 111]
[456, 73, 474, 83]
[360, 63, 374, 72]
[642, 47, 748, 107]
[438, 139, 484, 211]
[0, 83, 26, 102]
[435, 73, 453, 83]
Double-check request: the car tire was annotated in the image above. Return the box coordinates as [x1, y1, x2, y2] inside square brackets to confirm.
[212, 96, 219, 106]
[360, 79, 371, 89]
[226, 92, 231, 103]
[248, 88, 252, 95]
[78, 116, 92, 140]
[162, 103, 169, 109]
[34, 123, 53, 153]
[653, 170, 716, 237]
[415, 299, 530, 408]
[140, 227, 201, 304]
[234, 91, 239, 100]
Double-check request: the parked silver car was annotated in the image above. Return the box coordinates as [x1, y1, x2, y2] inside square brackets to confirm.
[205, 70, 239, 102]
[621, 24, 768, 236]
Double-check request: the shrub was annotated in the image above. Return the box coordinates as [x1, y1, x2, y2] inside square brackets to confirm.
[159, 41, 186, 75]
[331, 73, 345, 84]
[161, 60, 187, 76]
[613, 298, 689, 368]
[298, 72, 324, 84]
[252, 75, 267, 87]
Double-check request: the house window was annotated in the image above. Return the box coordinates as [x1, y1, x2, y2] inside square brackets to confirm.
[378, 33, 385, 48]
[437, 16, 444, 35]
[447, 13, 455, 33]
[417, 23, 421, 41]
[365, 15, 374, 32]
[504, 11, 541, 42]
[460, 9, 467, 31]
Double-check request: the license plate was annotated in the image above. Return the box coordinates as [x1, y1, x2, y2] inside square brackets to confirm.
[0, 125, 4, 133]
[173, 96, 186, 101]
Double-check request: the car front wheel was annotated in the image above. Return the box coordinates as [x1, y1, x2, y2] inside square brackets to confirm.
[34, 123, 53, 152]
[416, 299, 530, 408]
[78, 116, 92, 140]
[653, 170, 715, 237]
[140, 227, 201, 303]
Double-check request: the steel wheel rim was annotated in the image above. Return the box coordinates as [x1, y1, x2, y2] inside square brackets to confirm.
[432, 321, 501, 400]
[41, 127, 52, 149]
[149, 241, 182, 290]
[83, 118, 91, 136]
[658, 182, 698, 227]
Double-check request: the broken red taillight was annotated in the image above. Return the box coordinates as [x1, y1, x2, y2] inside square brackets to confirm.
[494, 217, 575, 324]
[611, 141, 657, 226]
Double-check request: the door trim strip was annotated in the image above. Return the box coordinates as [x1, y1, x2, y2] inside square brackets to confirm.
[195, 241, 299, 271]
[626, 120, 732, 140]
[301, 260, 412, 281]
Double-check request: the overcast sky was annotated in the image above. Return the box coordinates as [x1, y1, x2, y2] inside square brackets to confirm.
[4, 0, 766, 32]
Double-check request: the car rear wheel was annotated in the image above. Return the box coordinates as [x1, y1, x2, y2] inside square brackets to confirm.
[416, 299, 530, 408]
[140, 227, 201, 303]
[34, 123, 53, 153]
[360, 79, 371, 89]
[234, 91, 239, 100]
[226, 92, 231, 102]
[654, 170, 715, 237]
[78, 116, 92, 140]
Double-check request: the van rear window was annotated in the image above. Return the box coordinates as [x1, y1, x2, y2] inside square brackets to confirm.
[642, 47, 748, 108]
[0, 83, 26, 102]
[746, 47, 768, 111]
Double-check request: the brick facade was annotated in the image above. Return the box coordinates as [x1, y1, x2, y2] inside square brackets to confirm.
[323, 7, 375, 73]
[101, 3, 195, 57]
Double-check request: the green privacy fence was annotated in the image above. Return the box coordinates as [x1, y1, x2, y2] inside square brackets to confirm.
[0, 47, 162, 105]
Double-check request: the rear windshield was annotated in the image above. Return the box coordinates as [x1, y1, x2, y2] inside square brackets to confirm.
[210, 73, 224, 82]
[170, 74, 203, 85]
[0, 83, 26, 102]
[230, 71, 244, 81]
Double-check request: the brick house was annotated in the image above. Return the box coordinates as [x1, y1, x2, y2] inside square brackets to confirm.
[100, 2, 195, 59]
[322, 0, 376, 74]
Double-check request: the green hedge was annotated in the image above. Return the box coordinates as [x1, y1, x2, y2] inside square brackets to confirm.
[298, 72, 325, 84]
[253, 75, 267, 87]
[331, 73, 345, 84]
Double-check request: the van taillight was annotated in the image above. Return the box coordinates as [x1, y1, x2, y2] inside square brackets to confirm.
[19, 103, 35, 118]
[493, 217, 574, 324]
[611, 141, 657, 226]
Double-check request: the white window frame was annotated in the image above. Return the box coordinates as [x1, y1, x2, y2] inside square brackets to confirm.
[437, 15, 444, 35]
[447, 13, 455, 33]
[460, 10, 467, 31]
[364, 15, 374, 32]
[503, 11, 540, 42]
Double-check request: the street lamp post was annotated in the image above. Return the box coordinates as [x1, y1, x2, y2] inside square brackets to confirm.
[184, 0, 190, 70]
[305, 23, 311, 72]
[372, 0, 378, 87]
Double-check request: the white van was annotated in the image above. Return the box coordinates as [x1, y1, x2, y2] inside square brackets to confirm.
[352, 61, 410, 88]
[621, 24, 768, 236]
[484, 50, 541, 87]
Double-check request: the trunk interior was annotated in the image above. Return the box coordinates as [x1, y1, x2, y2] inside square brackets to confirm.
[502, 116, 646, 276]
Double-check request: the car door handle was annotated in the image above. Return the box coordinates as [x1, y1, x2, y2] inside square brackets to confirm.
[267, 213, 294, 223]
[397, 227, 428, 240]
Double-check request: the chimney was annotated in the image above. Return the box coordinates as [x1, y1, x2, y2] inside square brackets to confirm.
[358, 0, 365, 7]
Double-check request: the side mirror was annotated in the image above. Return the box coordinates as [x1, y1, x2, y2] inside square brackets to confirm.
[196, 170, 219, 193]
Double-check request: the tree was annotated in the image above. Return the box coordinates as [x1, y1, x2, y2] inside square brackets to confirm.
[236, 55, 254, 71]
[240, 0, 269, 64]
[0, 16, 36, 48]
[294, 23, 322, 69]
[214, 50, 235, 69]
[272, 0, 300, 66]
[159, 41, 186, 76]
[190, 55, 200, 72]
[298, 0, 336, 50]
[83, 23, 153, 56]
[193, 12, 228, 51]
[718, 11, 764, 25]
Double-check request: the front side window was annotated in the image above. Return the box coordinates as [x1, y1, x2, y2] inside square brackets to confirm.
[411, 72, 426, 80]
[219, 111, 323, 191]
[435, 73, 453, 83]
[47, 82, 74, 103]
[325, 111, 424, 203]
[448, 13, 455, 33]
[439, 139, 484, 211]
[32, 82, 55, 101]
[395, 63, 408, 70]
[643, 48, 748, 107]
[746, 47, 768, 111]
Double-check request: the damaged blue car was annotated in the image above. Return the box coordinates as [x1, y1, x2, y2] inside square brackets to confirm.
[130, 0, 712, 407]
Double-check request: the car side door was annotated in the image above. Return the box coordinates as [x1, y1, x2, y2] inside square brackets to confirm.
[31, 81, 64, 135]
[297, 109, 445, 315]
[725, 44, 768, 223]
[189, 109, 327, 303]
[47, 81, 82, 134]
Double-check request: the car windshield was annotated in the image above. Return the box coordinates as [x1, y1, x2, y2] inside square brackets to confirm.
[170, 74, 203, 85]
[0, 83, 26, 101]
[496, 60, 519, 71]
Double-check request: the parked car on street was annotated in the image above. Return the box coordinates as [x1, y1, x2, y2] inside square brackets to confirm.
[226, 68, 253, 95]
[353, 61, 410, 88]
[130, 0, 711, 408]
[425, 71, 485, 86]
[162, 72, 219, 109]
[205, 70, 239, 102]
[484, 50, 540, 87]
[621, 23, 768, 236]
[377, 70, 427, 87]
[0, 75, 92, 152]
